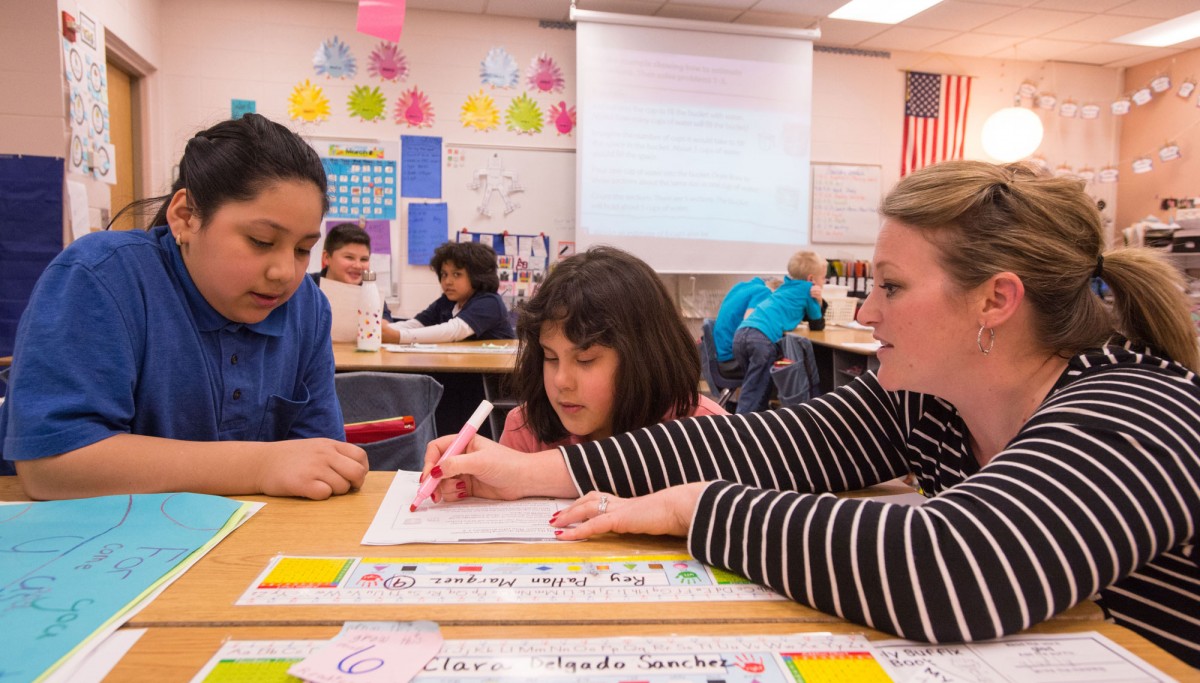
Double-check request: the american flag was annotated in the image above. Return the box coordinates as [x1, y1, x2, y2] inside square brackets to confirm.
[902, 71, 972, 177]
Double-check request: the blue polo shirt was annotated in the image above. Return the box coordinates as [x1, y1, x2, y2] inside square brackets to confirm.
[0, 225, 344, 475]
[413, 291, 515, 340]
[713, 277, 771, 362]
[737, 276, 824, 343]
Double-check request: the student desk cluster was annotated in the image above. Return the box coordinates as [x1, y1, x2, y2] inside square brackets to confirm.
[1, 473, 1192, 682]
[790, 326, 882, 394]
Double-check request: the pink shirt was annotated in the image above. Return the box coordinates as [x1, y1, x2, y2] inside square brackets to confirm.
[498, 395, 727, 453]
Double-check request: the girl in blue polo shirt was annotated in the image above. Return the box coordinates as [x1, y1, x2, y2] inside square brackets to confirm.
[0, 114, 368, 500]
[388, 241, 515, 342]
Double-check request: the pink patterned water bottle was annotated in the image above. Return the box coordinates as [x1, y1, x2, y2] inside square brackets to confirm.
[356, 271, 382, 352]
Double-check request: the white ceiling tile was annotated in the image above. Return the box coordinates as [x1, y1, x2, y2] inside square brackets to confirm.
[575, 0, 665, 15]
[928, 31, 1025, 56]
[974, 7, 1091, 37]
[1104, 47, 1184, 68]
[904, 1, 1018, 30]
[958, 0, 1040, 6]
[486, 0, 571, 20]
[655, 4, 743, 20]
[989, 36, 1092, 60]
[1032, 0, 1127, 10]
[660, 0, 756, 8]
[736, 11, 821, 29]
[858, 25, 961, 51]
[1042, 13, 1158, 41]
[813, 17, 892, 46]
[1056, 41, 1165, 64]
[752, 0, 846, 14]
[1109, 0, 1200, 20]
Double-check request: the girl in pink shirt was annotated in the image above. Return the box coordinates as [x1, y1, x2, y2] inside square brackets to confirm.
[499, 247, 726, 453]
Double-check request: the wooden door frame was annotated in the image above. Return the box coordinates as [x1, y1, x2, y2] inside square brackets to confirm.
[103, 30, 156, 208]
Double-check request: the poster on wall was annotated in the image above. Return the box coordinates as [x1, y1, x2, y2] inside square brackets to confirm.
[314, 140, 398, 221]
[62, 10, 115, 184]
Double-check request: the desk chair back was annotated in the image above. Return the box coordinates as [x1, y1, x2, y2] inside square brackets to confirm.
[699, 319, 745, 410]
[335, 372, 443, 471]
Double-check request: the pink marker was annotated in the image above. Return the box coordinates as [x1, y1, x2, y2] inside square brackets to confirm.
[409, 400, 493, 512]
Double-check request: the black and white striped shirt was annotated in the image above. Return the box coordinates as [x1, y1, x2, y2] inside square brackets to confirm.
[561, 344, 1200, 667]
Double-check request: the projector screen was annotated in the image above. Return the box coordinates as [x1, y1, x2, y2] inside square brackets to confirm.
[575, 17, 815, 274]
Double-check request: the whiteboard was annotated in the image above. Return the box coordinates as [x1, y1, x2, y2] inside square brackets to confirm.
[439, 144, 575, 250]
[810, 163, 882, 245]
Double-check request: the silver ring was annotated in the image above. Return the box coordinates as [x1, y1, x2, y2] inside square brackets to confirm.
[597, 495, 609, 514]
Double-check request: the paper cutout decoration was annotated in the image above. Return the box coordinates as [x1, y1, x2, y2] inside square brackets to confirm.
[1018, 81, 1037, 98]
[1179, 81, 1196, 99]
[505, 93, 544, 134]
[1160, 144, 1182, 162]
[549, 101, 576, 135]
[470, 153, 522, 217]
[289, 79, 332, 122]
[480, 47, 519, 88]
[526, 52, 565, 93]
[1080, 104, 1101, 119]
[347, 85, 387, 122]
[1111, 98, 1131, 115]
[1077, 167, 1096, 182]
[1059, 100, 1078, 118]
[1027, 155, 1049, 171]
[460, 89, 500, 131]
[314, 36, 357, 79]
[1131, 87, 1152, 106]
[1098, 166, 1119, 183]
[1132, 157, 1153, 174]
[367, 42, 408, 82]
[357, 0, 405, 43]
[395, 86, 435, 128]
[1150, 75, 1171, 93]
[1036, 93, 1057, 110]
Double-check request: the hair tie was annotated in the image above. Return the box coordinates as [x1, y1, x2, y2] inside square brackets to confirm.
[1093, 254, 1104, 279]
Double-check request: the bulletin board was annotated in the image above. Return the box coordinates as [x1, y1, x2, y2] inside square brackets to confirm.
[441, 144, 575, 248]
[810, 163, 882, 245]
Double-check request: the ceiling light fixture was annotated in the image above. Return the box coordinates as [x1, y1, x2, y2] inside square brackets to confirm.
[829, 0, 945, 25]
[1112, 9, 1200, 47]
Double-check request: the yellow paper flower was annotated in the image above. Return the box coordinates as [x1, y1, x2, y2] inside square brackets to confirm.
[288, 79, 331, 122]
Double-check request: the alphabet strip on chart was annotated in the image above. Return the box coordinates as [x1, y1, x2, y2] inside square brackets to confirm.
[236, 554, 785, 605]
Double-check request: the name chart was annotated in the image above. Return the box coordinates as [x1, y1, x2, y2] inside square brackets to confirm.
[237, 554, 785, 606]
[191, 632, 890, 683]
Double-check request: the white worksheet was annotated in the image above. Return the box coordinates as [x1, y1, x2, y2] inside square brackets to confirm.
[362, 471, 573, 544]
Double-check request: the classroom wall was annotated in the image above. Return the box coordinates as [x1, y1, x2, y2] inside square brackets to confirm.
[1116, 46, 1200, 232]
[1, 1, 1128, 321]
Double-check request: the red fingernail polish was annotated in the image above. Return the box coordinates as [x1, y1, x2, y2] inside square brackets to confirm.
[456, 480, 467, 490]
[458, 492, 468, 499]
[554, 530, 563, 536]
[430, 466, 443, 478]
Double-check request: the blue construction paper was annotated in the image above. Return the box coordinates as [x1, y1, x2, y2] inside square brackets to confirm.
[407, 202, 448, 266]
[400, 135, 442, 199]
[231, 99, 256, 119]
[0, 493, 244, 683]
[0, 155, 64, 358]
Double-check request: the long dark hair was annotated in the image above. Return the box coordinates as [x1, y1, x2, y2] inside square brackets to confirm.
[506, 246, 701, 443]
[430, 241, 500, 293]
[108, 113, 328, 230]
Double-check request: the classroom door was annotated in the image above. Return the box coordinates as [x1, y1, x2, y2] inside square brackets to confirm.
[106, 58, 140, 230]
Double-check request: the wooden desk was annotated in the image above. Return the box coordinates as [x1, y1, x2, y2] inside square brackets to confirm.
[791, 327, 880, 393]
[0, 474, 1098, 628]
[102, 620, 1194, 682]
[333, 340, 517, 374]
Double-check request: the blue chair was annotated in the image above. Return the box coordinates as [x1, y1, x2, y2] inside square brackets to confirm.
[335, 372, 443, 471]
[699, 318, 745, 410]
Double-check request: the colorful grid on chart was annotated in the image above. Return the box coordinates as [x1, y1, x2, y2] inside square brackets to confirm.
[257, 557, 353, 589]
[238, 555, 786, 605]
[199, 658, 301, 682]
[781, 650, 893, 682]
[322, 157, 397, 220]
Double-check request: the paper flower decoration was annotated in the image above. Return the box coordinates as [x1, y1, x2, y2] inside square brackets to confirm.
[505, 93, 544, 134]
[395, 87, 435, 128]
[526, 52, 565, 93]
[549, 101, 576, 135]
[313, 36, 356, 79]
[347, 85, 387, 122]
[460, 89, 500, 131]
[480, 47, 519, 88]
[367, 42, 408, 82]
[288, 79, 331, 122]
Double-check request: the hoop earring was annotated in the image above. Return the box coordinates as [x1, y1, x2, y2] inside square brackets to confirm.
[977, 325, 995, 355]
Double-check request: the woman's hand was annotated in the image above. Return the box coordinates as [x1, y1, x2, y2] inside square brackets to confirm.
[420, 435, 577, 503]
[549, 483, 711, 540]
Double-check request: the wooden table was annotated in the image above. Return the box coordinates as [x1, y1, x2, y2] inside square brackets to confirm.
[333, 340, 517, 374]
[790, 326, 880, 393]
[102, 620, 1196, 682]
[0, 473, 1100, 628]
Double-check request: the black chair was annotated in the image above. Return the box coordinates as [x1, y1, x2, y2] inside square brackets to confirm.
[699, 318, 745, 410]
[334, 372, 443, 471]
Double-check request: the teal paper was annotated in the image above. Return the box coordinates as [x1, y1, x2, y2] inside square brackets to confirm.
[0, 493, 244, 682]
